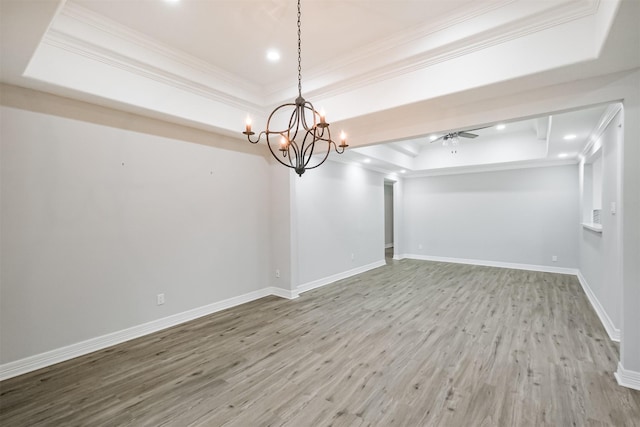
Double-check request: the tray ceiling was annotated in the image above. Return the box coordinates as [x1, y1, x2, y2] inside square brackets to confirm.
[1, 0, 638, 175]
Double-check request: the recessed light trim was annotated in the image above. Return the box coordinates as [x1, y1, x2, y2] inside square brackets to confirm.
[558, 153, 569, 158]
[266, 49, 281, 62]
[563, 134, 577, 140]
[363, 158, 371, 163]
[400, 170, 406, 174]
[496, 124, 506, 130]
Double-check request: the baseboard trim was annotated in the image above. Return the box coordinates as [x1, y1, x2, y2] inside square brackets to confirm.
[268, 286, 299, 300]
[576, 271, 621, 342]
[402, 254, 578, 275]
[0, 287, 292, 381]
[615, 362, 640, 391]
[297, 260, 387, 294]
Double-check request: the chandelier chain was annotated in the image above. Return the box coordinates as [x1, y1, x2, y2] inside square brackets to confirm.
[297, 0, 302, 97]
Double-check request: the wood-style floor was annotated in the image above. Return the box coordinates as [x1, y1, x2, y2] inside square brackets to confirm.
[1, 257, 639, 426]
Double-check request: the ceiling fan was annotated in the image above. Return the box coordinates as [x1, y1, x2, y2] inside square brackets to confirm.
[430, 126, 490, 145]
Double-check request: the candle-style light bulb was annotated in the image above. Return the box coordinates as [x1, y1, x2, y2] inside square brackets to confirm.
[245, 117, 252, 133]
[279, 136, 288, 151]
[317, 108, 328, 128]
[339, 130, 348, 148]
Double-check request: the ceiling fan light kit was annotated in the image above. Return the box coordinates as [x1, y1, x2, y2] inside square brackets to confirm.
[431, 126, 489, 146]
[243, 0, 347, 176]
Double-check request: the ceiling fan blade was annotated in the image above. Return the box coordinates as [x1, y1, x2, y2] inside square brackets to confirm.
[458, 132, 479, 138]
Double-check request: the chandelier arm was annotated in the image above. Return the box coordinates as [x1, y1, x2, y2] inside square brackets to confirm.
[289, 107, 302, 148]
[300, 127, 332, 170]
[333, 142, 347, 154]
[246, 131, 267, 144]
[301, 140, 317, 168]
[303, 144, 332, 170]
[265, 102, 297, 133]
[300, 101, 317, 131]
[265, 136, 296, 170]
[300, 128, 321, 160]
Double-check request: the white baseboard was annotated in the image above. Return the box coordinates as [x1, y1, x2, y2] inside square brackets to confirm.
[0, 287, 292, 381]
[576, 271, 621, 342]
[615, 362, 640, 391]
[268, 286, 299, 300]
[297, 260, 386, 294]
[385, 243, 394, 249]
[402, 254, 578, 275]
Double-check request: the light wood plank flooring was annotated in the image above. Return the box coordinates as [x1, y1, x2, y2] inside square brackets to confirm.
[1, 259, 639, 426]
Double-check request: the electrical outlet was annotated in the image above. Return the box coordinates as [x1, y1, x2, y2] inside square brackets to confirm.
[157, 293, 165, 305]
[552, 255, 558, 262]
[275, 269, 280, 278]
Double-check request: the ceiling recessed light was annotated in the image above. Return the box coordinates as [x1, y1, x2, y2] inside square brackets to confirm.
[496, 124, 506, 130]
[363, 158, 371, 163]
[429, 135, 438, 141]
[558, 153, 569, 158]
[563, 134, 577, 140]
[400, 170, 406, 174]
[266, 49, 280, 62]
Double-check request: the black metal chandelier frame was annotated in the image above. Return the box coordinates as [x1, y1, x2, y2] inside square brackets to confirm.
[243, 0, 347, 176]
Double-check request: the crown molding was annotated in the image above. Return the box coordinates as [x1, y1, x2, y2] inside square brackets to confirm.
[50, 3, 265, 114]
[581, 102, 623, 159]
[46, 0, 604, 116]
[262, 0, 518, 102]
[403, 158, 578, 178]
[42, 29, 263, 116]
[61, 3, 262, 97]
[264, 0, 602, 105]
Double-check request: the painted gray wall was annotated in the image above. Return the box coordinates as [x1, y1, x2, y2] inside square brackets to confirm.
[620, 74, 640, 374]
[293, 161, 385, 285]
[0, 102, 271, 363]
[402, 165, 579, 268]
[268, 164, 294, 291]
[578, 110, 623, 332]
[384, 184, 394, 247]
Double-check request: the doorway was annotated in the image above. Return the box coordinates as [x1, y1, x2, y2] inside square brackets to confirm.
[384, 181, 394, 260]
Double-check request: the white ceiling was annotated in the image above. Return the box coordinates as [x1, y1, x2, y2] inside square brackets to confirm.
[71, 0, 479, 88]
[1, 0, 638, 176]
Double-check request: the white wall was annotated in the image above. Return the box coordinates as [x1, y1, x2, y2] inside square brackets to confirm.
[0, 90, 272, 364]
[402, 165, 579, 268]
[268, 164, 295, 292]
[294, 161, 385, 286]
[578, 109, 623, 336]
[384, 183, 394, 247]
[619, 79, 640, 377]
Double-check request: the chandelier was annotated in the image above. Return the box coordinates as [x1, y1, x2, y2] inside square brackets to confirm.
[243, 0, 348, 176]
